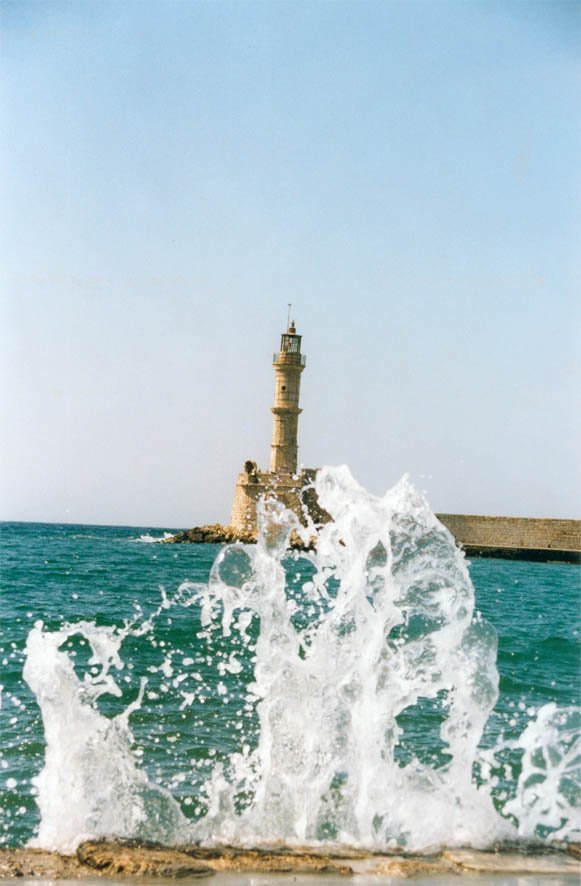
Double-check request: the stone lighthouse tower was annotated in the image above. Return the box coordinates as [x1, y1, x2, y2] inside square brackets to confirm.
[270, 321, 306, 474]
[229, 319, 328, 537]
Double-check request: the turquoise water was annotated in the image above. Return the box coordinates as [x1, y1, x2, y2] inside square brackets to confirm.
[0, 518, 579, 849]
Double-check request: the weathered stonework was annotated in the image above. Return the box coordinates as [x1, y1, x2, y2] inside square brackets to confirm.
[438, 514, 581, 564]
[228, 321, 329, 537]
[269, 321, 305, 474]
[230, 464, 329, 536]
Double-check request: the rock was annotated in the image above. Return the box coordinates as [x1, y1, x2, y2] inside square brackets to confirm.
[184, 846, 352, 874]
[161, 524, 316, 550]
[443, 847, 580, 874]
[1, 841, 579, 879]
[161, 524, 256, 545]
[352, 855, 457, 878]
[0, 848, 86, 879]
[77, 841, 213, 877]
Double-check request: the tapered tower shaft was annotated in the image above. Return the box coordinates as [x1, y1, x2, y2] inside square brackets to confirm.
[270, 321, 306, 474]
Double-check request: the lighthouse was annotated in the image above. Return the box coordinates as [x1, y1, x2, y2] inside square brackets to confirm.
[229, 319, 328, 536]
[270, 321, 306, 474]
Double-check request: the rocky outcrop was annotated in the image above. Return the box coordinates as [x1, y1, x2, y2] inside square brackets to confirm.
[161, 523, 316, 551]
[0, 840, 578, 879]
[162, 523, 257, 545]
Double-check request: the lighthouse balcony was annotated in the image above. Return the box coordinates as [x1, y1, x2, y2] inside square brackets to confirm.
[272, 353, 307, 366]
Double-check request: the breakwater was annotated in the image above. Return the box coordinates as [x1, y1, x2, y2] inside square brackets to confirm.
[437, 514, 581, 564]
[165, 514, 581, 563]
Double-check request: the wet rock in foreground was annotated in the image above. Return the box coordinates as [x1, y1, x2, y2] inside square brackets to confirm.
[442, 847, 580, 875]
[77, 842, 213, 877]
[0, 840, 579, 879]
[0, 848, 86, 880]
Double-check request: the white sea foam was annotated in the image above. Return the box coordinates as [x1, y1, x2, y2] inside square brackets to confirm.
[23, 466, 580, 852]
[23, 622, 188, 853]
[135, 532, 174, 543]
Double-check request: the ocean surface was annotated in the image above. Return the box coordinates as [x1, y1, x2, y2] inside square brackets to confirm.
[0, 469, 579, 853]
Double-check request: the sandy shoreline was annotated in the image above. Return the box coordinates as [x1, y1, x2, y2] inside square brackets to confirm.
[0, 840, 579, 882]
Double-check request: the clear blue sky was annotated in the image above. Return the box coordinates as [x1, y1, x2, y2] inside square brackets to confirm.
[1, 0, 579, 526]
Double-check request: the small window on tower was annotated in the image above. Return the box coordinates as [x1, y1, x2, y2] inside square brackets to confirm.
[281, 385, 286, 391]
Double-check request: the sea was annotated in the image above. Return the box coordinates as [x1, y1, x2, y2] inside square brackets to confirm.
[0, 467, 579, 855]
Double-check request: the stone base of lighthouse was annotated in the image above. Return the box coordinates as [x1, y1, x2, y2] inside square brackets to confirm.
[230, 463, 330, 536]
[163, 464, 330, 548]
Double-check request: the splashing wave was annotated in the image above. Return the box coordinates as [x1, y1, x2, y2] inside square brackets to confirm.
[23, 467, 580, 852]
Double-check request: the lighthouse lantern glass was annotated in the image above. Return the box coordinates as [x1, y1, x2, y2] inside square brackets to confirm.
[281, 334, 300, 353]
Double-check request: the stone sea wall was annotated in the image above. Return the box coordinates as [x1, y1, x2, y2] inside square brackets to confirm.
[164, 514, 581, 562]
[167, 491, 580, 562]
[438, 514, 581, 563]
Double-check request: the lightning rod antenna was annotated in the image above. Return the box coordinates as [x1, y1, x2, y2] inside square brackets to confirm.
[287, 303, 292, 329]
